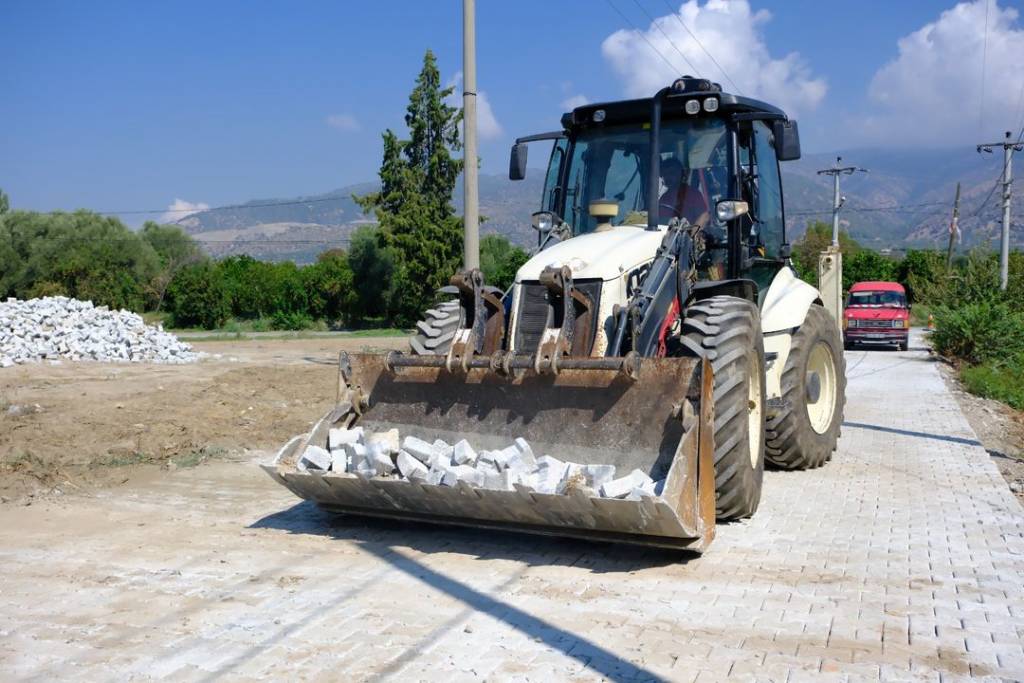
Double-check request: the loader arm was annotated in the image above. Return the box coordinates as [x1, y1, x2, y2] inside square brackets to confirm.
[607, 219, 698, 358]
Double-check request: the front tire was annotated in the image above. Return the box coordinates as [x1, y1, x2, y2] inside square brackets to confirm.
[765, 304, 846, 469]
[676, 295, 766, 521]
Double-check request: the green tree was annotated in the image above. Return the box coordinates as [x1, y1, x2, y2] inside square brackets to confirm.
[356, 50, 465, 324]
[347, 226, 401, 322]
[790, 221, 860, 286]
[480, 234, 529, 291]
[0, 210, 158, 310]
[843, 249, 897, 291]
[0, 189, 9, 215]
[303, 249, 355, 323]
[140, 221, 204, 311]
[165, 261, 230, 329]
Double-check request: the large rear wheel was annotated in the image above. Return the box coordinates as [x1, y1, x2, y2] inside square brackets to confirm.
[409, 300, 460, 355]
[765, 304, 846, 469]
[676, 295, 766, 521]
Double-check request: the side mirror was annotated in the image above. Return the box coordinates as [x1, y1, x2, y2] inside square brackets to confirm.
[715, 199, 749, 222]
[509, 142, 528, 180]
[773, 120, 801, 161]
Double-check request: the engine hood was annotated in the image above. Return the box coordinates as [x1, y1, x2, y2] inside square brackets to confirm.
[515, 226, 665, 282]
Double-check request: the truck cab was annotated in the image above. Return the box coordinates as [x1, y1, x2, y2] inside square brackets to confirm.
[843, 281, 910, 351]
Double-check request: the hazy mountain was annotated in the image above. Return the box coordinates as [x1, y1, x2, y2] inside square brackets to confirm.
[178, 147, 1021, 263]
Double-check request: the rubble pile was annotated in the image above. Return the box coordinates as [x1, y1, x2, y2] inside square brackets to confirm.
[0, 297, 199, 367]
[297, 427, 664, 500]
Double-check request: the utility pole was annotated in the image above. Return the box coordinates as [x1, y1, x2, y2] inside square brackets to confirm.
[462, 0, 480, 270]
[816, 156, 868, 247]
[976, 131, 1022, 291]
[946, 182, 961, 272]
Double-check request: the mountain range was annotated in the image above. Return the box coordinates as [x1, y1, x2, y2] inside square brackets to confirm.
[176, 146, 1022, 263]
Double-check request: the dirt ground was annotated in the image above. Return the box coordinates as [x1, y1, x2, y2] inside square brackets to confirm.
[0, 336, 406, 502]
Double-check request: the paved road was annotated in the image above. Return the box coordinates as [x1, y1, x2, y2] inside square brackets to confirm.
[1, 330, 1022, 681]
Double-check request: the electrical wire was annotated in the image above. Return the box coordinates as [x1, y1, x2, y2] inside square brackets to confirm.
[629, 0, 700, 76]
[658, 0, 742, 95]
[603, 0, 683, 78]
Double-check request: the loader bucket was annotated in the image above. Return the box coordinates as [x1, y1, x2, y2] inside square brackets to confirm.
[263, 352, 716, 551]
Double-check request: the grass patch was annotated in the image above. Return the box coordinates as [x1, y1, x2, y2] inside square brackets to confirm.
[178, 327, 410, 342]
[960, 358, 1024, 411]
[102, 451, 152, 467]
[172, 445, 228, 469]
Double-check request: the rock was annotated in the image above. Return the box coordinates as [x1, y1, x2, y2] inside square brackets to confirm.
[600, 469, 654, 499]
[299, 445, 331, 471]
[397, 451, 429, 481]
[329, 427, 365, 451]
[365, 429, 400, 455]
[626, 478, 665, 500]
[452, 439, 478, 465]
[344, 443, 370, 473]
[559, 463, 616, 494]
[442, 464, 485, 487]
[402, 436, 442, 464]
[367, 443, 397, 475]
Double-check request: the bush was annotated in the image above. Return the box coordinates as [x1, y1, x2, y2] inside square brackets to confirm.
[269, 310, 314, 330]
[166, 261, 230, 329]
[843, 249, 898, 291]
[930, 300, 1024, 365]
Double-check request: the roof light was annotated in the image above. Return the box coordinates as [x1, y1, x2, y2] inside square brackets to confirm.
[593, 109, 606, 123]
[685, 99, 701, 115]
[703, 97, 719, 113]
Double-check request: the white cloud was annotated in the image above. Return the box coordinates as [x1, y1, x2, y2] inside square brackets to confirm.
[161, 198, 209, 224]
[326, 113, 361, 132]
[446, 71, 503, 140]
[600, 0, 826, 116]
[561, 94, 590, 110]
[862, 0, 1024, 145]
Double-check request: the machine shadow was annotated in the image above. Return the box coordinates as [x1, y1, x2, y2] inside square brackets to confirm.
[250, 500, 699, 573]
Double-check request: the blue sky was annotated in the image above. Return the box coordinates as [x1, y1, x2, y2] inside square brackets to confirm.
[2, 0, 1023, 220]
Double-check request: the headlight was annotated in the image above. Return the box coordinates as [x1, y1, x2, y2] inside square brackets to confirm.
[847, 319, 858, 328]
[892, 319, 902, 329]
[531, 211, 554, 232]
[703, 97, 719, 112]
[685, 99, 701, 115]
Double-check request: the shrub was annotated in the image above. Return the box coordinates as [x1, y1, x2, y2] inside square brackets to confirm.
[269, 310, 314, 330]
[960, 355, 1024, 410]
[930, 300, 1024, 365]
[166, 261, 230, 329]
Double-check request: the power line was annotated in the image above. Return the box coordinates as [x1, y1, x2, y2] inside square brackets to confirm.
[629, 0, 700, 76]
[658, 0, 742, 94]
[603, 0, 682, 78]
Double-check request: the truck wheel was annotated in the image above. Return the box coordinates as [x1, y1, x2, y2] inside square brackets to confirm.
[409, 300, 460, 355]
[765, 304, 846, 469]
[676, 295, 766, 521]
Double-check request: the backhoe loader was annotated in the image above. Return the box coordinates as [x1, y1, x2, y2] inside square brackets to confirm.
[265, 78, 846, 552]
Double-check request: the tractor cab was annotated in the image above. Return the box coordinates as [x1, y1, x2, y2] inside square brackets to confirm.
[510, 77, 801, 299]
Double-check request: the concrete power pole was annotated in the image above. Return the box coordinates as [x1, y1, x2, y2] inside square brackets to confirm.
[816, 156, 868, 247]
[976, 131, 1022, 291]
[462, 0, 480, 270]
[946, 182, 961, 272]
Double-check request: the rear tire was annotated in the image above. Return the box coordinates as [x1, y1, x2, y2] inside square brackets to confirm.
[765, 304, 846, 469]
[409, 300, 460, 355]
[676, 295, 766, 521]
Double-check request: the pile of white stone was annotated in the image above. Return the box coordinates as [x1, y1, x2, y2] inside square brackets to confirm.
[297, 427, 664, 500]
[0, 296, 199, 367]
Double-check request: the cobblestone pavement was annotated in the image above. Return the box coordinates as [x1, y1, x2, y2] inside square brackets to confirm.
[1, 330, 1022, 681]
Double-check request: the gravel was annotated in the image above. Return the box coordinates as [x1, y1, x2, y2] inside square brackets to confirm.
[0, 297, 199, 366]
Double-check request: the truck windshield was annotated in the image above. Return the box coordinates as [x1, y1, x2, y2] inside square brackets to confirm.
[846, 290, 906, 307]
[562, 118, 729, 235]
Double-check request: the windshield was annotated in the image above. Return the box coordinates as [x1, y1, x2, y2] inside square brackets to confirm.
[562, 118, 729, 235]
[846, 290, 906, 308]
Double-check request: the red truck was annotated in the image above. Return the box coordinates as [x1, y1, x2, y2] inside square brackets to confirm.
[843, 281, 910, 351]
